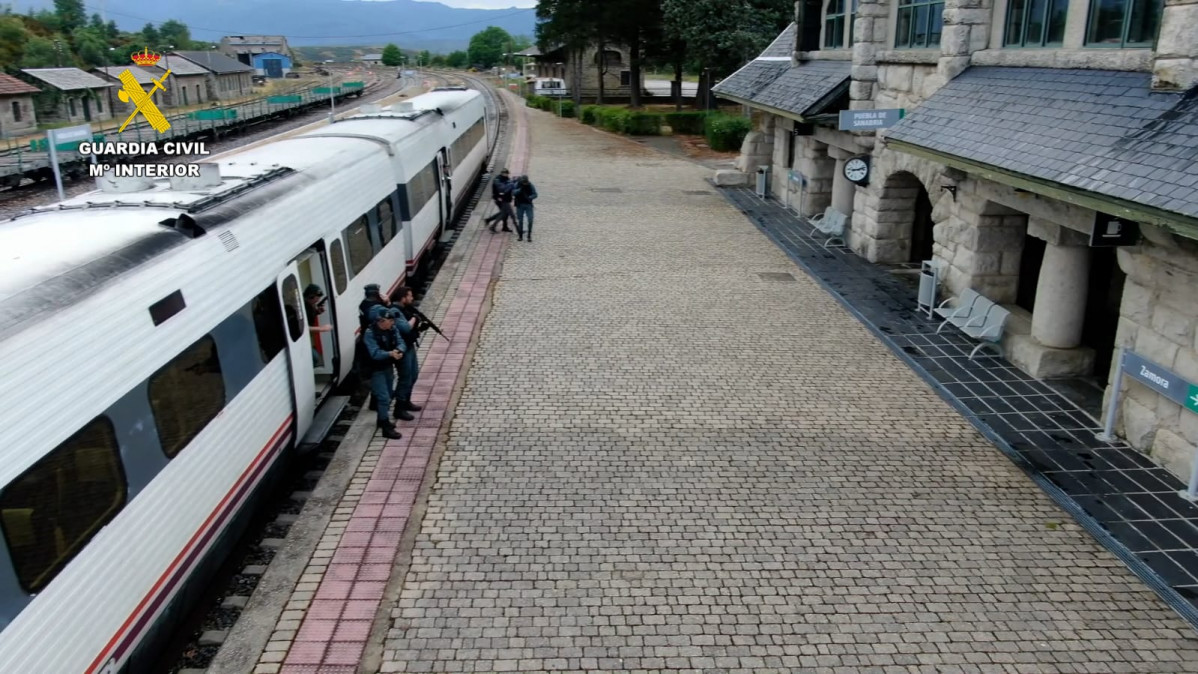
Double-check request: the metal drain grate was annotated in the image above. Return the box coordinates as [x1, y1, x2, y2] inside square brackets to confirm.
[684, 190, 714, 195]
[219, 231, 239, 252]
[591, 188, 623, 193]
[758, 272, 796, 282]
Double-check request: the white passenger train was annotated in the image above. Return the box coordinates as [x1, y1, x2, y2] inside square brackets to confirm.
[0, 87, 489, 673]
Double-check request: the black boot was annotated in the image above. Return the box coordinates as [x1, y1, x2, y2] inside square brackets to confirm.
[379, 421, 401, 439]
[402, 400, 423, 412]
[393, 403, 415, 421]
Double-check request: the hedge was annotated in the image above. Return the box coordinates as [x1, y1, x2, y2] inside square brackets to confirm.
[580, 105, 602, 124]
[704, 114, 752, 152]
[664, 111, 706, 135]
[624, 112, 663, 135]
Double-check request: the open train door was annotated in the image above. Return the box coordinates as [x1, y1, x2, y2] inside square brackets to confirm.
[277, 263, 316, 442]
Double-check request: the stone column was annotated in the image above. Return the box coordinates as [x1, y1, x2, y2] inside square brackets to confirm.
[1030, 233, 1091, 349]
[1152, 0, 1198, 91]
[849, 0, 888, 110]
[828, 147, 857, 220]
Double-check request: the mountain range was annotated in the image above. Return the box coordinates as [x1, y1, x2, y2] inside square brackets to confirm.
[11, 0, 539, 50]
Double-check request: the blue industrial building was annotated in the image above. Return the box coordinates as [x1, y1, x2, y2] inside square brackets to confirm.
[251, 52, 292, 78]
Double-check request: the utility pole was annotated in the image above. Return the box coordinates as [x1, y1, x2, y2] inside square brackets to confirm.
[328, 70, 335, 123]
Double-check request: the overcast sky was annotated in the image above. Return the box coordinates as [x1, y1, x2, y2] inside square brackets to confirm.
[414, 0, 537, 8]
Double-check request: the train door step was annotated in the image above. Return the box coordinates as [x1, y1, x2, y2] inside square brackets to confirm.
[298, 395, 350, 453]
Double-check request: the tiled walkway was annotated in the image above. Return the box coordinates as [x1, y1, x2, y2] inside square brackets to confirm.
[261, 93, 530, 674]
[720, 186, 1198, 628]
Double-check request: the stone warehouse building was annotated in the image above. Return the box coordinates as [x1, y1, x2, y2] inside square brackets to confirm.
[532, 43, 645, 102]
[715, 1, 1198, 479]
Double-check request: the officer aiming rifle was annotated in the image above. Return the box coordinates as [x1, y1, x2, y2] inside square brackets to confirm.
[410, 307, 450, 344]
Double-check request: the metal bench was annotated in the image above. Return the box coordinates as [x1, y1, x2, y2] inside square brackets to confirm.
[808, 207, 847, 248]
[935, 289, 1010, 359]
[934, 288, 982, 333]
[960, 302, 1010, 359]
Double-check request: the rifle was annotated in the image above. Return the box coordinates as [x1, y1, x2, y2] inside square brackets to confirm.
[409, 307, 450, 343]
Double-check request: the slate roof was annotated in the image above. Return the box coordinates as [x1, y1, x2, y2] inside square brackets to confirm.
[0, 73, 40, 96]
[171, 51, 254, 74]
[884, 67, 1198, 220]
[93, 65, 157, 85]
[150, 56, 210, 77]
[760, 23, 796, 58]
[714, 59, 850, 117]
[20, 68, 112, 91]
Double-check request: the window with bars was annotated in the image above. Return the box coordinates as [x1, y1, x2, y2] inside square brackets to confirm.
[895, 0, 945, 48]
[1084, 0, 1162, 47]
[1005, 0, 1069, 46]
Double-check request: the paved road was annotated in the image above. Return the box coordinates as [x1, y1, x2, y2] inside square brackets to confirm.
[379, 111, 1198, 672]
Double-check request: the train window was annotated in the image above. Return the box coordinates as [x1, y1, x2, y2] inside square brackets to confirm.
[251, 285, 286, 364]
[281, 276, 304, 341]
[450, 120, 484, 162]
[344, 216, 374, 276]
[405, 159, 439, 217]
[149, 335, 226, 459]
[330, 239, 349, 295]
[0, 416, 126, 594]
[377, 198, 395, 247]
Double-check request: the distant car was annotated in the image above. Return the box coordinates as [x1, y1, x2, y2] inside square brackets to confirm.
[285, 72, 300, 78]
[531, 78, 568, 97]
[315, 68, 329, 76]
[403, 70, 415, 76]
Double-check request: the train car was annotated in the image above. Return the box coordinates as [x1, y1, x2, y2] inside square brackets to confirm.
[0, 88, 489, 673]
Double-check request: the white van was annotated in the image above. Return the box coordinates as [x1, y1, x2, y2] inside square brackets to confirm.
[531, 78, 569, 97]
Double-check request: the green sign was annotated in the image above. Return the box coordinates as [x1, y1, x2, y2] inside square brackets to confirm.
[342, 81, 364, 89]
[314, 87, 341, 94]
[268, 95, 303, 104]
[30, 133, 104, 153]
[1188, 384, 1198, 415]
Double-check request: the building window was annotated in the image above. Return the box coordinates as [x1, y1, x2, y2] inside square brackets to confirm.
[1085, 0, 1162, 47]
[95, 95, 102, 112]
[343, 215, 374, 276]
[149, 335, 226, 458]
[895, 0, 944, 48]
[826, 0, 847, 48]
[11, 101, 20, 122]
[1005, 0, 1069, 46]
[69, 98, 76, 116]
[0, 416, 127, 594]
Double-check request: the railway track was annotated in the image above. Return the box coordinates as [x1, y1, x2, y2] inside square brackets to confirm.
[0, 73, 398, 219]
[160, 70, 508, 674]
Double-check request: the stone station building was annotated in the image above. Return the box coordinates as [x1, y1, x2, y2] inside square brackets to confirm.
[714, 1, 1198, 480]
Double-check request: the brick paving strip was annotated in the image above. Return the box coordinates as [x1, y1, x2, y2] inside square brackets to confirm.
[248, 90, 530, 674]
[374, 109, 1198, 673]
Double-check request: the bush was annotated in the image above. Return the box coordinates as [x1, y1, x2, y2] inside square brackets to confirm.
[664, 111, 706, 135]
[560, 100, 576, 118]
[624, 111, 663, 136]
[598, 108, 630, 133]
[580, 105, 602, 124]
[704, 114, 752, 152]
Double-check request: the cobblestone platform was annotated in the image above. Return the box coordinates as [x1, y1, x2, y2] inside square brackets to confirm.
[719, 186, 1198, 629]
[368, 111, 1198, 673]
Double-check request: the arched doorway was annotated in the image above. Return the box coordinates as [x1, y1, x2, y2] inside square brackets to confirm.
[877, 171, 936, 264]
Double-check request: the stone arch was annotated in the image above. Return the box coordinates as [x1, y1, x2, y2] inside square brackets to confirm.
[594, 49, 623, 67]
[850, 152, 947, 263]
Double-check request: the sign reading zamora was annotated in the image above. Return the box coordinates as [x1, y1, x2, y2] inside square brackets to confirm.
[1122, 351, 1198, 415]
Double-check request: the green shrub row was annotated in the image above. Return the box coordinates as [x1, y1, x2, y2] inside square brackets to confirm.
[573, 105, 751, 152]
[524, 94, 575, 118]
[703, 114, 752, 152]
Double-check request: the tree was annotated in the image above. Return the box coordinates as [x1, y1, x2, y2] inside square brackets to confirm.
[53, 0, 84, 33]
[0, 15, 30, 69]
[430, 54, 447, 67]
[138, 22, 159, 47]
[158, 19, 192, 50]
[535, 0, 596, 108]
[419, 49, 431, 65]
[467, 26, 513, 69]
[381, 43, 402, 66]
[446, 50, 469, 68]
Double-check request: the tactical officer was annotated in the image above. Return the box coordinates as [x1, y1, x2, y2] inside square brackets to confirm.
[358, 283, 389, 332]
[362, 305, 405, 439]
[512, 174, 538, 242]
[391, 286, 423, 418]
[484, 169, 514, 232]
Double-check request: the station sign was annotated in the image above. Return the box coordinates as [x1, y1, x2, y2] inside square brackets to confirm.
[838, 108, 904, 131]
[1090, 212, 1141, 247]
[1123, 351, 1198, 415]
